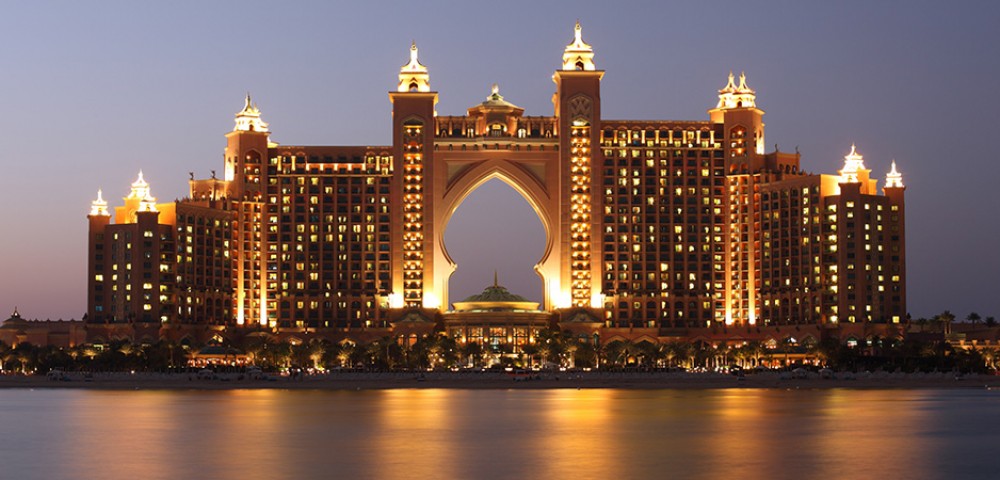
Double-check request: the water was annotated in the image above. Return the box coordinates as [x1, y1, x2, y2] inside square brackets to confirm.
[0, 388, 997, 479]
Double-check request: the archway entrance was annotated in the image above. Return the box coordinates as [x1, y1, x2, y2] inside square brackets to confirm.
[443, 179, 545, 309]
[428, 155, 562, 311]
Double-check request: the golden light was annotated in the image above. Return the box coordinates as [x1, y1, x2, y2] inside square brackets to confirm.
[562, 21, 596, 71]
[89, 189, 110, 217]
[233, 93, 270, 133]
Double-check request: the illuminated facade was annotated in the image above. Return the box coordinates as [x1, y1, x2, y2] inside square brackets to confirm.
[85, 23, 906, 346]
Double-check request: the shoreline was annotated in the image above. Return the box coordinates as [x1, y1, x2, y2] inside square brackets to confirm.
[2, 371, 999, 391]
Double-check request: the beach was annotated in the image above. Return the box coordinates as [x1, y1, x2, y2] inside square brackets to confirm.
[2, 370, 998, 390]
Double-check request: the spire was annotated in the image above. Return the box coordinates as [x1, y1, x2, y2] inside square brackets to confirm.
[482, 83, 515, 106]
[129, 171, 150, 199]
[11, 307, 19, 319]
[838, 144, 868, 184]
[494, 270, 499, 288]
[89, 189, 110, 217]
[716, 70, 756, 109]
[723, 71, 736, 92]
[562, 21, 595, 71]
[737, 71, 751, 92]
[138, 191, 158, 213]
[885, 160, 904, 189]
[397, 42, 430, 92]
[233, 93, 269, 133]
[127, 171, 158, 212]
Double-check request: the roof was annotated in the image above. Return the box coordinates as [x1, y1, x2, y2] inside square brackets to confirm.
[479, 84, 519, 109]
[452, 276, 541, 313]
[460, 284, 529, 303]
[1, 308, 28, 330]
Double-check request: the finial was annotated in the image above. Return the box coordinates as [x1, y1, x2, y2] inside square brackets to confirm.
[234, 93, 269, 132]
[886, 159, 904, 188]
[12, 306, 19, 317]
[398, 40, 430, 92]
[562, 20, 595, 70]
[90, 188, 110, 216]
[97, 189, 104, 203]
[491, 83, 499, 96]
[494, 270, 499, 288]
[716, 70, 756, 109]
[839, 143, 867, 184]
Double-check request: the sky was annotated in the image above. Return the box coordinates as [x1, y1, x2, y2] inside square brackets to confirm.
[0, 1, 998, 321]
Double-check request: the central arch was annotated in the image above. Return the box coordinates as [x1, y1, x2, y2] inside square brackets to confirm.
[430, 157, 561, 311]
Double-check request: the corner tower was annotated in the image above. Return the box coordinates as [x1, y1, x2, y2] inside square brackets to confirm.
[553, 22, 604, 309]
[87, 190, 112, 323]
[883, 161, 906, 322]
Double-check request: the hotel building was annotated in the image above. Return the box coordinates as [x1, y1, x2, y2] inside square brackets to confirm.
[85, 23, 906, 347]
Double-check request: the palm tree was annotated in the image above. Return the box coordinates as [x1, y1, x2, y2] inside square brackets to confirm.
[659, 342, 691, 369]
[519, 342, 538, 368]
[967, 312, 982, 325]
[307, 339, 330, 369]
[12, 343, 38, 374]
[602, 340, 638, 367]
[241, 334, 273, 367]
[460, 341, 484, 368]
[571, 341, 598, 369]
[634, 341, 660, 368]
[0, 341, 11, 372]
[334, 342, 355, 368]
[936, 310, 956, 334]
[290, 342, 314, 369]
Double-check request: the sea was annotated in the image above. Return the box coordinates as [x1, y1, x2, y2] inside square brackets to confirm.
[0, 388, 997, 479]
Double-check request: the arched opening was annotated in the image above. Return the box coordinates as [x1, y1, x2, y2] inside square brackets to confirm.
[443, 179, 545, 310]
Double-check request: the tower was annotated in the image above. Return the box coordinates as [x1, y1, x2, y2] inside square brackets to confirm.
[709, 72, 766, 166]
[87, 190, 111, 323]
[710, 72, 767, 326]
[553, 22, 604, 310]
[225, 95, 270, 326]
[224, 94, 270, 198]
[390, 42, 438, 309]
[883, 161, 906, 322]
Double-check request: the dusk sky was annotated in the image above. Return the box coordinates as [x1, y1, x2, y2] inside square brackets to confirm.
[1, 1, 997, 321]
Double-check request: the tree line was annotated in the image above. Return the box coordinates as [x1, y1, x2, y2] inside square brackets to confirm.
[0, 326, 993, 374]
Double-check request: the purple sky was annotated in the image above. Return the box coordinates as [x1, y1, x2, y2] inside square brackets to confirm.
[1, 1, 997, 321]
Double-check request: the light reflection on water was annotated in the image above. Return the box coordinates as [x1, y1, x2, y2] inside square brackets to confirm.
[0, 388, 995, 480]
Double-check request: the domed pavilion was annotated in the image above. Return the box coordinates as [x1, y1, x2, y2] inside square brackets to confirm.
[443, 274, 554, 354]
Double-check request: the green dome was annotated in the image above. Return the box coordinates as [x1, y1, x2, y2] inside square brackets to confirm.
[460, 284, 529, 303]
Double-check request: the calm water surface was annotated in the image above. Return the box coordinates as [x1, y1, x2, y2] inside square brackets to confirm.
[0, 388, 997, 479]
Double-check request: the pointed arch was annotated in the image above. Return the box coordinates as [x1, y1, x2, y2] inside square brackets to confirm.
[436, 157, 557, 310]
